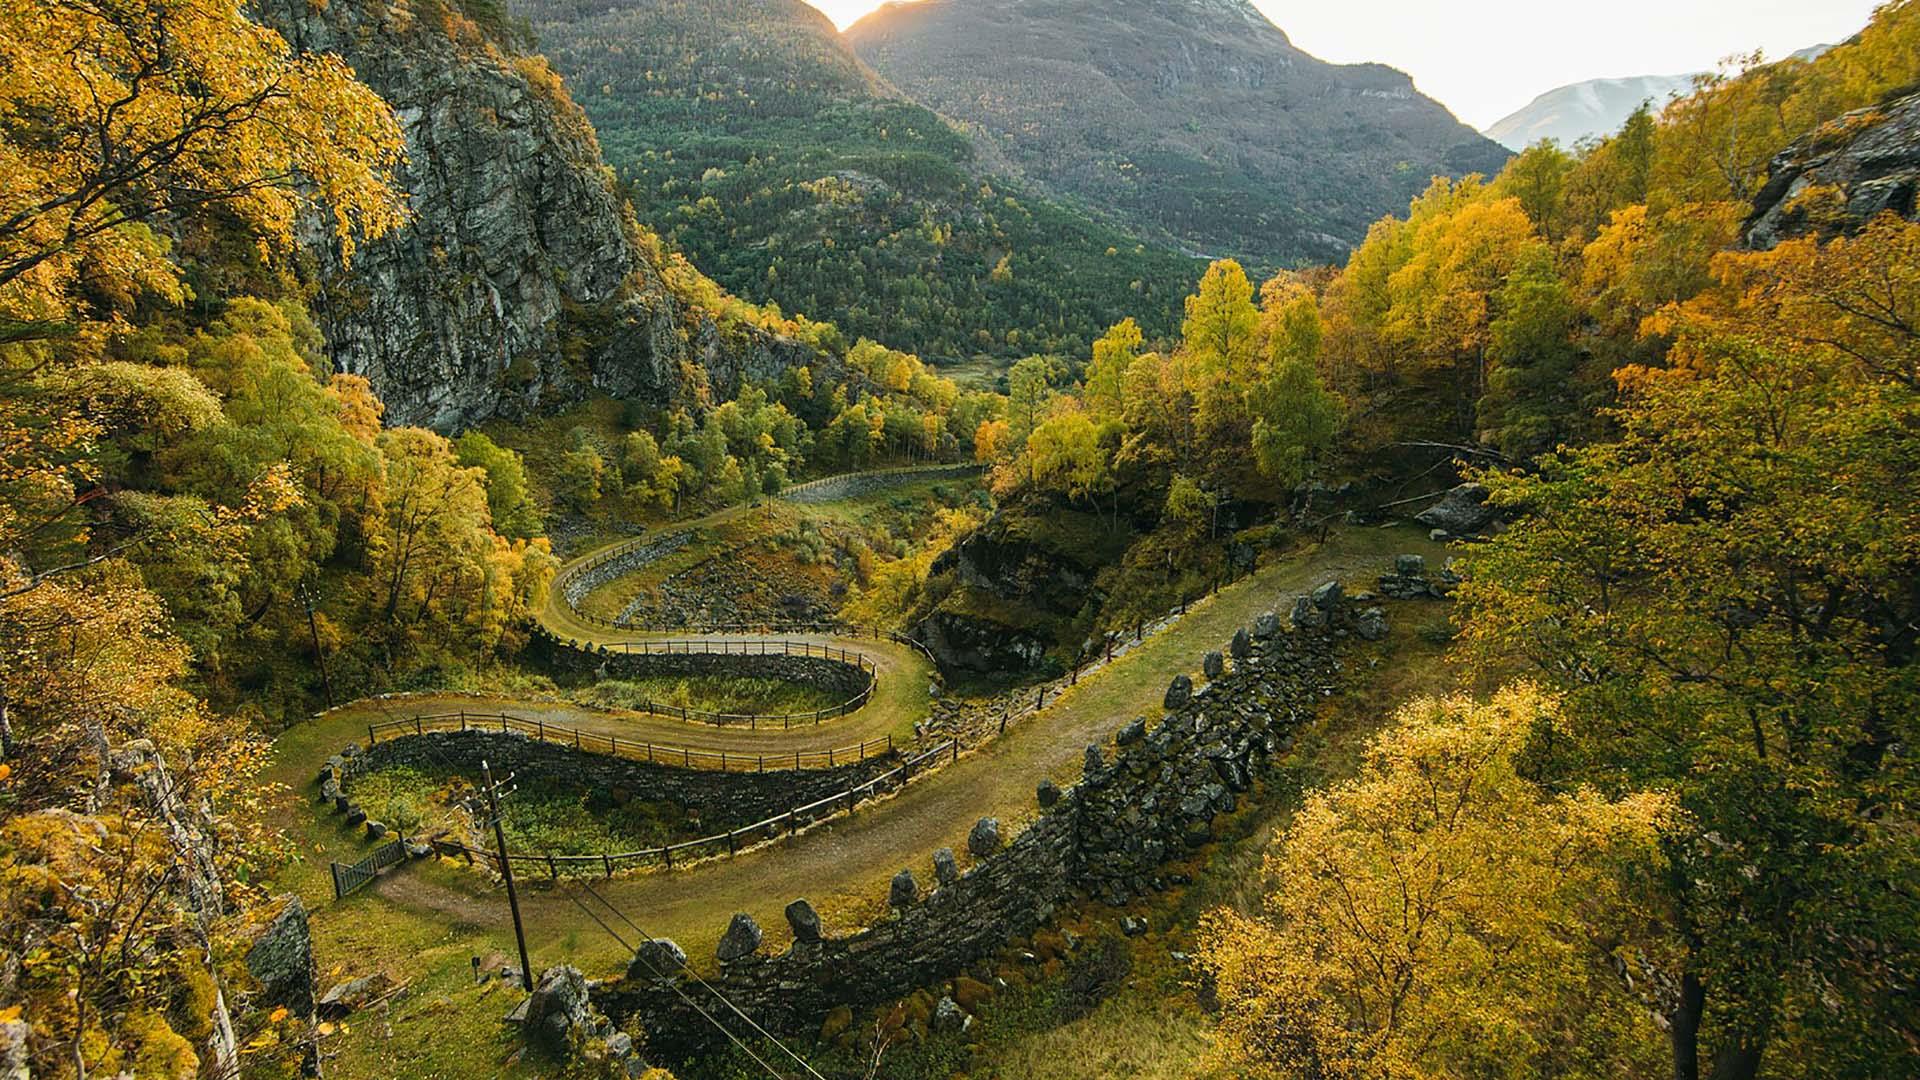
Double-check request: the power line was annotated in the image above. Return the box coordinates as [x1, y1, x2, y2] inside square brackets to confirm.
[559, 887, 794, 1080]
[578, 880, 828, 1080]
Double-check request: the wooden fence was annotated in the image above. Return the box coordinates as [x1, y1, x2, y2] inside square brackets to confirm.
[534, 634, 881, 727]
[365, 711, 898, 772]
[430, 738, 962, 878]
[330, 837, 407, 899]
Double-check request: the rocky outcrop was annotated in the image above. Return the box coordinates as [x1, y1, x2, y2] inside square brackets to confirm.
[913, 514, 1103, 677]
[1747, 90, 1920, 249]
[256, 0, 818, 428]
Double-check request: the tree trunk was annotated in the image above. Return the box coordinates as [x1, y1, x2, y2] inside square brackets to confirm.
[1669, 971, 1704, 1080]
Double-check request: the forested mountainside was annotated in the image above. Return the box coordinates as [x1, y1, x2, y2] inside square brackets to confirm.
[257, 0, 822, 428]
[846, 0, 1512, 266]
[511, 0, 1205, 365]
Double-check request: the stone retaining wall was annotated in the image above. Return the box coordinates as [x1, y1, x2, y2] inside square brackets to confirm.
[560, 530, 692, 609]
[594, 590, 1358, 1057]
[348, 730, 896, 833]
[780, 463, 983, 505]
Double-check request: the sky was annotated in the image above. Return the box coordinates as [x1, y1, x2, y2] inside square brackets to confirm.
[806, 0, 1885, 129]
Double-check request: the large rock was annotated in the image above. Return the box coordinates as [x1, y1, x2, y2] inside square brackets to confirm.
[1748, 90, 1920, 249]
[785, 900, 823, 944]
[246, 897, 317, 1018]
[1253, 612, 1281, 639]
[1163, 674, 1193, 710]
[1229, 627, 1252, 660]
[317, 973, 393, 1019]
[1310, 580, 1345, 610]
[1290, 595, 1325, 631]
[890, 868, 920, 908]
[932, 847, 960, 887]
[1202, 651, 1224, 679]
[716, 913, 764, 963]
[1356, 607, 1389, 641]
[523, 966, 592, 1055]
[968, 816, 1003, 856]
[628, 938, 688, 982]
[1415, 483, 1496, 536]
[0, 1018, 27, 1080]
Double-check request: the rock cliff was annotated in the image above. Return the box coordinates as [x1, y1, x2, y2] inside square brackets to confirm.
[256, 0, 816, 429]
[1746, 89, 1920, 249]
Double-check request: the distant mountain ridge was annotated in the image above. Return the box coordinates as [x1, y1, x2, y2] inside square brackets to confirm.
[846, 0, 1511, 265]
[1486, 45, 1831, 150]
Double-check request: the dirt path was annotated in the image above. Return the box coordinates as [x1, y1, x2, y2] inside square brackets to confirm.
[346, 526, 1445, 974]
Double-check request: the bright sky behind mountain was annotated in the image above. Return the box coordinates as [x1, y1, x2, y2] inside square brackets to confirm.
[810, 0, 1884, 128]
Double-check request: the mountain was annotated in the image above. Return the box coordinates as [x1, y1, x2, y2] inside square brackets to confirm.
[845, 0, 1511, 266]
[1486, 47, 1832, 151]
[509, 0, 1205, 365]
[1485, 74, 1698, 150]
[255, 0, 815, 429]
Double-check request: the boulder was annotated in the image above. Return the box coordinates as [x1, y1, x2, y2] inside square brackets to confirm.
[628, 938, 687, 981]
[317, 972, 392, 1019]
[246, 897, 317, 1018]
[0, 1017, 28, 1080]
[968, 817, 1003, 857]
[715, 913, 763, 963]
[1311, 579, 1344, 610]
[933, 847, 960, 887]
[931, 996, 971, 1035]
[1230, 627, 1251, 659]
[523, 966, 592, 1056]
[1037, 779, 1062, 807]
[1253, 611, 1281, 639]
[319, 778, 341, 803]
[1084, 743, 1105, 774]
[1116, 717, 1147, 745]
[890, 868, 920, 908]
[1202, 651, 1224, 679]
[1289, 595, 1324, 630]
[1163, 674, 1192, 710]
[1357, 607, 1389, 641]
[1395, 553, 1427, 577]
[1120, 916, 1149, 937]
[785, 900, 823, 944]
[365, 820, 387, 840]
[343, 806, 367, 827]
[1415, 483, 1496, 536]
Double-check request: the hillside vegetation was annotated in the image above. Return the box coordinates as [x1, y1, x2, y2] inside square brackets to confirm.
[513, 0, 1205, 365]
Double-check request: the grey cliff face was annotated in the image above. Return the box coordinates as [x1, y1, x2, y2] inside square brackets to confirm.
[256, 0, 814, 429]
[1746, 90, 1920, 250]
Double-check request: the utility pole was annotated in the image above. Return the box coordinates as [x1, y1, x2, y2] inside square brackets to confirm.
[296, 575, 335, 708]
[479, 760, 534, 992]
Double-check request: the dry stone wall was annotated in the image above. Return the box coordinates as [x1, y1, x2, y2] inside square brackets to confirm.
[345, 730, 896, 833]
[594, 589, 1360, 1057]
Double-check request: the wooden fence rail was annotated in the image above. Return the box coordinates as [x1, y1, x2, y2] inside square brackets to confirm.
[429, 739, 961, 879]
[365, 711, 898, 773]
